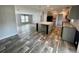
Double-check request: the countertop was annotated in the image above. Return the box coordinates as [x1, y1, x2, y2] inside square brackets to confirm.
[63, 23, 75, 28]
[37, 22, 53, 25]
[70, 21, 79, 31]
[63, 21, 79, 31]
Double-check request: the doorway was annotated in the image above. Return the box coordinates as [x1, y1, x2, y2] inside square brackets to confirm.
[16, 14, 34, 36]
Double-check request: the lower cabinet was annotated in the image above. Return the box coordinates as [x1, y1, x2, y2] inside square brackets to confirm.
[62, 27, 76, 43]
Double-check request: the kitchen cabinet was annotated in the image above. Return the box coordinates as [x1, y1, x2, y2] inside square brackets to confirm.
[62, 27, 76, 43]
[62, 23, 76, 43]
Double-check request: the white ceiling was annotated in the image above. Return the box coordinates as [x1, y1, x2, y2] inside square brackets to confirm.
[15, 5, 72, 11]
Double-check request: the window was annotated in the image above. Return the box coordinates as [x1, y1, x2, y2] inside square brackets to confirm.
[21, 15, 29, 23]
[21, 15, 25, 22]
[25, 16, 29, 22]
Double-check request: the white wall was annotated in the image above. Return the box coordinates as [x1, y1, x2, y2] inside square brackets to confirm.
[0, 5, 17, 40]
[15, 6, 43, 23]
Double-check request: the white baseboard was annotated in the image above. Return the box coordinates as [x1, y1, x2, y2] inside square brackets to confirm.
[0, 33, 17, 40]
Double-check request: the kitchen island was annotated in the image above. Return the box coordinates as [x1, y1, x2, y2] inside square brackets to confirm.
[36, 22, 53, 34]
[62, 21, 79, 50]
[62, 23, 76, 43]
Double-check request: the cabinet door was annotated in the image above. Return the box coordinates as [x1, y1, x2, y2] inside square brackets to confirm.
[62, 27, 76, 43]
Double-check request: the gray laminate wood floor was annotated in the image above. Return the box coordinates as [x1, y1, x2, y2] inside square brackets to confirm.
[0, 24, 76, 53]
